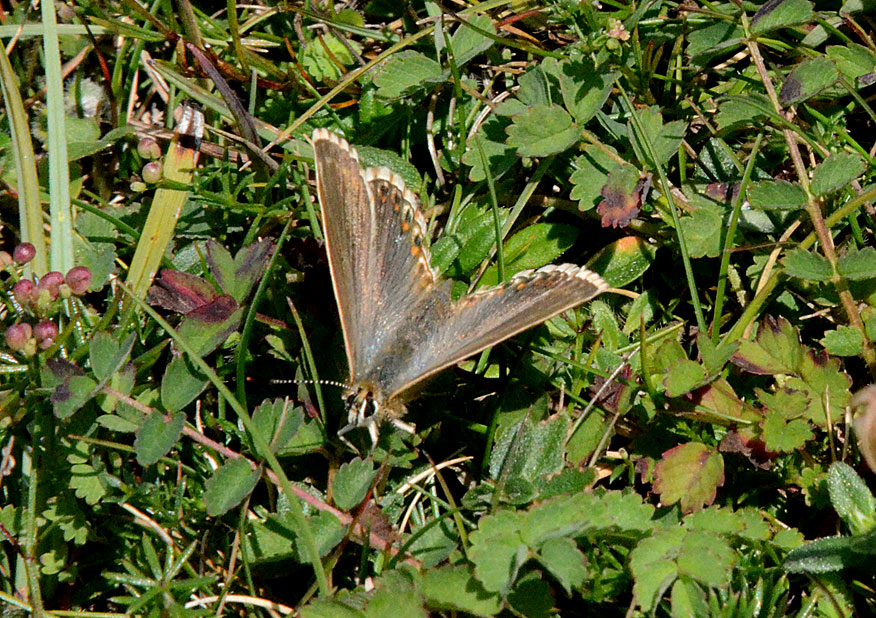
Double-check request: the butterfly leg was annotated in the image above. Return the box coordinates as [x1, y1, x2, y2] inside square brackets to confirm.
[388, 417, 416, 435]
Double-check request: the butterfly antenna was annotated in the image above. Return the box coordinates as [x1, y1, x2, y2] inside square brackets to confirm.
[271, 377, 356, 394]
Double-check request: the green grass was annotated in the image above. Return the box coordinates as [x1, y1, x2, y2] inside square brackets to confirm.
[2, 0, 876, 615]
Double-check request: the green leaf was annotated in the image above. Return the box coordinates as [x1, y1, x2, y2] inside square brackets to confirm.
[478, 222, 578, 287]
[791, 349, 851, 425]
[366, 571, 426, 618]
[828, 462, 876, 534]
[629, 106, 686, 168]
[679, 203, 723, 258]
[550, 57, 615, 124]
[536, 538, 587, 594]
[588, 236, 656, 289]
[372, 51, 443, 98]
[134, 411, 185, 466]
[422, 566, 502, 616]
[733, 316, 804, 375]
[821, 326, 864, 356]
[51, 373, 98, 419]
[697, 333, 738, 376]
[751, 0, 814, 34]
[811, 152, 866, 196]
[488, 415, 567, 484]
[332, 457, 377, 511]
[629, 528, 683, 612]
[676, 530, 734, 588]
[300, 33, 359, 82]
[249, 398, 303, 456]
[715, 94, 773, 130]
[784, 534, 866, 573]
[748, 180, 808, 210]
[160, 356, 209, 413]
[569, 144, 625, 212]
[207, 238, 273, 302]
[687, 22, 744, 61]
[653, 442, 724, 512]
[89, 332, 135, 382]
[762, 410, 814, 452]
[671, 578, 708, 618]
[176, 299, 244, 358]
[204, 457, 261, 516]
[663, 359, 707, 397]
[779, 56, 839, 105]
[827, 43, 876, 81]
[838, 246, 876, 281]
[783, 248, 833, 281]
[505, 104, 579, 157]
[450, 14, 495, 66]
[461, 116, 516, 182]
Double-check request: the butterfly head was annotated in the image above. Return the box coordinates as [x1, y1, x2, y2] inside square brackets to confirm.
[339, 385, 415, 449]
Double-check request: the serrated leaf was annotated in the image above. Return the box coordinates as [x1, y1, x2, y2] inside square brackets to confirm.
[537, 538, 587, 594]
[821, 326, 864, 356]
[629, 107, 686, 168]
[367, 571, 426, 618]
[332, 457, 377, 511]
[671, 578, 708, 618]
[488, 415, 567, 484]
[160, 355, 209, 413]
[811, 152, 866, 196]
[793, 349, 852, 424]
[829, 461, 876, 534]
[70, 462, 107, 505]
[751, 0, 814, 34]
[596, 164, 645, 228]
[827, 43, 876, 80]
[715, 94, 773, 129]
[677, 530, 734, 587]
[450, 14, 495, 66]
[838, 247, 876, 281]
[653, 442, 724, 512]
[89, 332, 135, 382]
[469, 517, 526, 593]
[372, 51, 443, 99]
[208, 238, 274, 302]
[732, 316, 803, 374]
[551, 57, 615, 124]
[478, 223, 578, 287]
[462, 116, 516, 182]
[679, 203, 723, 258]
[697, 333, 738, 375]
[569, 144, 625, 212]
[204, 457, 261, 516]
[176, 298, 243, 357]
[134, 411, 185, 466]
[422, 566, 502, 616]
[249, 398, 303, 456]
[783, 248, 833, 281]
[629, 528, 684, 612]
[505, 104, 578, 157]
[663, 359, 707, 397]
[748, 180, 808, 210]
[51, 374, 98, 419]
[780, 56, 839, 105]
[762, 410, 814, 452]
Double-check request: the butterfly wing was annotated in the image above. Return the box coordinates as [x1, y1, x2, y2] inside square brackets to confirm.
[382, 264, 609, 400]
[312, 130, 438, 385]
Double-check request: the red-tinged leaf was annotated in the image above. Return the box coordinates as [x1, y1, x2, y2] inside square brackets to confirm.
[718, 429, 775, 470]
[597, 165, 646, 228]
[148, 270, 218, 314]
[732, 315, 803, 375]
[687, 378, 761, 423]
[653, 442, 724, 513]
[185, 294, 238, 323]
[790, 349, 851, 426]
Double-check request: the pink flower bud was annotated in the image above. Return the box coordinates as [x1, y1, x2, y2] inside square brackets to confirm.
[34, 320, 58, 349]
[37, 271, 65, 300]
[5, 323, 32, 351]
[65, 266, 93, 295]
[12, 242, 35, 265]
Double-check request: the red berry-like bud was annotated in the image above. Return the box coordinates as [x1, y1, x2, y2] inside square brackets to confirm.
[13, 242, 35, 265]
[142, 161, 163, 184]
[137, 137, 162, 160]
[65, 266, 93, 295]
[34, 320, 58, 349]
[37, 271, 65, 300]
[5, 322, 32, 351]
[0, 251, 12, 268]
[13, 279, 35, 306]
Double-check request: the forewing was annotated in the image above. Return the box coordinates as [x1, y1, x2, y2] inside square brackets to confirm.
[383, 264, 609, 399]
[313, 129, 377, 376]
[312, 130, 437, 384]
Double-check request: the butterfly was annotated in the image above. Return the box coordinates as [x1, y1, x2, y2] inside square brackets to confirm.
[311, 129, 609, 445]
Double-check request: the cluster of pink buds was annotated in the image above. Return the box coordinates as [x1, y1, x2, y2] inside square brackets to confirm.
[1, 242, 93, 357]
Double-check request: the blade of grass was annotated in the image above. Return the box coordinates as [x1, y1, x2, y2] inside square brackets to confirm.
[41, 0, 74, 273]
[0, 40, 47, 276]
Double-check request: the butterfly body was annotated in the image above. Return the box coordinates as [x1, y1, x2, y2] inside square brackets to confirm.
[311, 129, 609, 445]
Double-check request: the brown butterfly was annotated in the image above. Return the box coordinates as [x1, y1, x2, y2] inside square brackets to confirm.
[312, 129, 609, 444]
